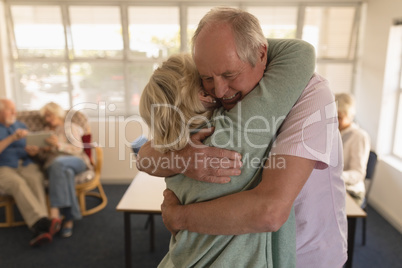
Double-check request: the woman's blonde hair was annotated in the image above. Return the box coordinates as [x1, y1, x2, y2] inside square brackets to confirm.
[139, 53, 212, 153]
[40, 102, 66, 119]
[191, 7, 268, 67]
[335, 93, 356, 120]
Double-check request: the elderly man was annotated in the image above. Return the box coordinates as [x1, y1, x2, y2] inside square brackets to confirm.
[138, 7, 347, 267]
[0, 99, 61, 246]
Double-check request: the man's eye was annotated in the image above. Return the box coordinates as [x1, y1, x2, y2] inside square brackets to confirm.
[223, 74, 235, 79]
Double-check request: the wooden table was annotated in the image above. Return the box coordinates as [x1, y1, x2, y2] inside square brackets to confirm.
[116, 172, 165, 268]
[117, 173, 366, 268]
[345, 193, 367, 268]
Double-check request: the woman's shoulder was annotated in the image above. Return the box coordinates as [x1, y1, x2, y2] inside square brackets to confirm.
[62, 122, 84, 137]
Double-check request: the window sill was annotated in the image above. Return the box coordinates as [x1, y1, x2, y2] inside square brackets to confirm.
[382, 155, 402, 172]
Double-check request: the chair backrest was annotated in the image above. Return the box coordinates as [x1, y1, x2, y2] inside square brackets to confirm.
[365, 151, 377, 179]
[365, 151, 378, 197]
[17, 110, 90, 134]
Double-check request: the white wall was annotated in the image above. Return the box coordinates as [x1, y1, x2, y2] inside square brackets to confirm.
[89, 117, 149, 184]
[0, 0, 11, 98]
[356, 0, 402, 233]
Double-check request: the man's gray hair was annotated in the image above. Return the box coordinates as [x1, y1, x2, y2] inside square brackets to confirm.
[191, 7, 268, 67]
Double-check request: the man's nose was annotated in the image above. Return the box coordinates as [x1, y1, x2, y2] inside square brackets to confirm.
[213, 78, 229, 98]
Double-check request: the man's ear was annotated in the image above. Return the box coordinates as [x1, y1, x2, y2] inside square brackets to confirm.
[259, 44, 268, 66]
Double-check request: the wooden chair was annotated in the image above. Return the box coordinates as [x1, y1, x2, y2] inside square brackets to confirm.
[0, 195, 25, 227]
[0, 110, 107, 227]
[76, 146, 107, 216]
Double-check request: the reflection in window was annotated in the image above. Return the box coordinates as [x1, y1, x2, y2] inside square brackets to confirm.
[69, 6, 123, 58]
[128, 6, 180, 58]
[10, 5, 64, 58]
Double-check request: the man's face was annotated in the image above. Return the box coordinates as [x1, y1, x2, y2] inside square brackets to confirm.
[193, 23, 267, 110]
[0, 101, 16, 126]
[338, 112, 352, 131]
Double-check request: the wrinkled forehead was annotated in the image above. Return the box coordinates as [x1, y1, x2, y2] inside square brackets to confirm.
[3, 100, 15, 111]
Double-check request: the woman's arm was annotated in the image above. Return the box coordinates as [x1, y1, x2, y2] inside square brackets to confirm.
[56, 123, 84, 155]
[137, 127, 242, 183]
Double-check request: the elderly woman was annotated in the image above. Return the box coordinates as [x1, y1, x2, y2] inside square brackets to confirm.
[336, 93, 371, 206]
[27, 102, 91, 238]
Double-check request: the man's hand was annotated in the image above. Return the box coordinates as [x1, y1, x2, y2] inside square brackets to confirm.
[175, 127, 242, 184]
[161, 189, 182, 236]
[137, 127, 242, 184]
[13, 129, 28, 141]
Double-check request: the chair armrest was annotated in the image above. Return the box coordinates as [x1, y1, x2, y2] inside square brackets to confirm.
[93, 146, 103, 175]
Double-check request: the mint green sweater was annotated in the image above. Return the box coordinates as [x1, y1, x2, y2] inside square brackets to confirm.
[160, 39, 316, 268]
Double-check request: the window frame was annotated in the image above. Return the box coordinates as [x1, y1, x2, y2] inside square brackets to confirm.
[4, 0, 363, 117]
[391, 22, 402, 160]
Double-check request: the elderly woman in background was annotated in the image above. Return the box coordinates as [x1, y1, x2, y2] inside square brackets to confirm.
[26, 102, 91, 238]
[336, 93, 371, 206]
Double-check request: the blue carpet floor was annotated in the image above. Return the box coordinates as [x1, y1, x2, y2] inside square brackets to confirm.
[0, 184, 401, 267]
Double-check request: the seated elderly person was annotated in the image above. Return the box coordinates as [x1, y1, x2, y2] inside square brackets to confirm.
[26, 102, 92, 238]
[0, 98, 61, 246]
[336, 93, 371, 206]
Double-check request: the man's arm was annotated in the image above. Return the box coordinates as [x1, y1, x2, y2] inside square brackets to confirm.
[162, 74, 336, 235]
[162, 155, 315, 235]
[0, 129, 27, 154]
[137, 127, 242, 184]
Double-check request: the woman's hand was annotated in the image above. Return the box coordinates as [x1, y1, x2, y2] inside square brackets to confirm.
[45, 135, 59, 148]
[25, 145, 40, 156]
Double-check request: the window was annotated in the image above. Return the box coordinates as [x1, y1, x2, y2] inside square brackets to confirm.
[127, 6, 180, 115]
[4, 2, 362, 117]
[381, 21, 402, 159]
[392, 23, 402, 158]
[246, 6, 298, 38]
[394, 84, 402, 158]
[302, 6, 358, 94]
[69, 6, 123, 59]
[128, 6, 180, 58]
[10, 5, 65, 58]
